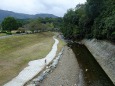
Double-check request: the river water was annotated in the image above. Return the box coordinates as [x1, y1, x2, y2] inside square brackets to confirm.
[69, 43, 114, 86]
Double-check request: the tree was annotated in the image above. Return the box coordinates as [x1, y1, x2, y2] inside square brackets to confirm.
[92, 0, 115, 40]
[61, 9, 79, 39]
[0, 24, 1, 31]
[61, 0, 115, 41]
[86, 0, 104, 20]
[53, 17, 63, 28]
[24, 19, 48, 33]
[75, 4, 89, 38]
[1, 17, 19, 32]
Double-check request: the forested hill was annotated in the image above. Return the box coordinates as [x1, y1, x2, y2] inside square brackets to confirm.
[0, 9, 58, 22]
[61, 0, 115, 42]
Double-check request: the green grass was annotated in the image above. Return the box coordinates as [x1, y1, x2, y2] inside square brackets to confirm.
[57, 36, 66, 53]
[0, 32, 54, 85]
[0, 33, 7, 37]
[54, 32, 66, 53]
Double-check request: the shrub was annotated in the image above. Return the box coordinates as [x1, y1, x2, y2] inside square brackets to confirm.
[6, 32, 12, 35]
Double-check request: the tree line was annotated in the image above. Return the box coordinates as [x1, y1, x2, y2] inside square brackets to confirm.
[61, 0, 115, 41]
[0, 17, 62, 34]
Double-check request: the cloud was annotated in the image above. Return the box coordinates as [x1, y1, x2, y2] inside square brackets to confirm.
[0, 0, 86, 17]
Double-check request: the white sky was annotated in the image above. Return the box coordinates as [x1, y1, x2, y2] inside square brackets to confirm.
[0, 0, 86, 17]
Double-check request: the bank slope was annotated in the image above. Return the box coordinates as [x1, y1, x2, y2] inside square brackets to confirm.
[82, 39, 115, 85]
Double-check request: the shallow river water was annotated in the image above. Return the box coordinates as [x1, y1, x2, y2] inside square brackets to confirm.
[70, 43, 114, 86]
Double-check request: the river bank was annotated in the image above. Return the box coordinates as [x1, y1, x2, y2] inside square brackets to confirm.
[39, 46, 84, 86]
[25, 34, 84, 86]
[4, 37, 59, 86]
[82, 39, 115, 85]
[25, 36, 114, 86]
[71, 43, 114, 86]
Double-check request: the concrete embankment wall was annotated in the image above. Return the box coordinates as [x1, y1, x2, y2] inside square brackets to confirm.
[82, 39, 115, 85]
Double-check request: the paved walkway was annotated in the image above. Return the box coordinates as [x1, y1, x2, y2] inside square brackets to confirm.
[0, 33, 26, 39]
[0, 35, 13, 39]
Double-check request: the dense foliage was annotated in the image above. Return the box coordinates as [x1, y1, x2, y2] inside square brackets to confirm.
[1, 17, 21, 32]
[0, 16, 62, 34]
[61, 0, 115, 41]
[23, 17, 62, 33]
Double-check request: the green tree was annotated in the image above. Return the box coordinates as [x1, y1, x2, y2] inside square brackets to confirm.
[86, 0, 104, 20]
[75, 4, 90, 38]
[62, 9, 79, 39]
[53, 17, 63, 28]
[1, 17, 19, 32]
[92, 0, 115, 40]
[0, 24, 1, 31]
[61, 0, 115, 41]
[24, 19, 51, 33]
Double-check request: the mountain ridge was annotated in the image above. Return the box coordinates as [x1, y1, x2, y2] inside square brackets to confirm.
[0, 9, 58, 22]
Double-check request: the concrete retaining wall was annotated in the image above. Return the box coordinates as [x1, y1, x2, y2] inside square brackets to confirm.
[82, 39, 115, 85]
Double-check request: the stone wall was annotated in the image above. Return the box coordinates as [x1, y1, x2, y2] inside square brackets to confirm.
[82, 39, 115, 85]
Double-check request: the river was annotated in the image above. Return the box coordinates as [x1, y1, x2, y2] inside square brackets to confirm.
[69, 42, 114, 86]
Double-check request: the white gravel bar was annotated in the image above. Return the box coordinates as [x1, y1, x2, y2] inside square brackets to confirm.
[4, 37, 59, 86]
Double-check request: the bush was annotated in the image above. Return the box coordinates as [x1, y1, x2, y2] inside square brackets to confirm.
[110, 32, 115, 41]
[16, 31, 21, 34]
[17, 27, 25, 33]
[6, 32, 12, 35]
[1, 30, 7, 33]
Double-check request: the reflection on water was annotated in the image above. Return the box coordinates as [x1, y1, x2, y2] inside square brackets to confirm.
[70, 43, 114, 86]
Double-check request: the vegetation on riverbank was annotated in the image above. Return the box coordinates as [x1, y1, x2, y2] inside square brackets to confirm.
[61, 0, 115, 42]
[0, 17, 62, 34]
[0, 33, 6, 36]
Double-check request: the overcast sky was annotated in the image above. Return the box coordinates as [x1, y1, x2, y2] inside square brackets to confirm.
[0, 0, 86, 17]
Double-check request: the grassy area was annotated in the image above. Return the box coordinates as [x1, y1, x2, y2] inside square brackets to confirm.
[0, 33, 7, 37]
[0, 32, 55, 85]
[57, 35, 66, 53]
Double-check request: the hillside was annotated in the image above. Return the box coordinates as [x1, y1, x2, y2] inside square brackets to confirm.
[0, 9, 58, 22]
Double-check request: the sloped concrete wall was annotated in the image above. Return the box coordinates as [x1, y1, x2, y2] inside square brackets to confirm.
[82, 39, 115, 85]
